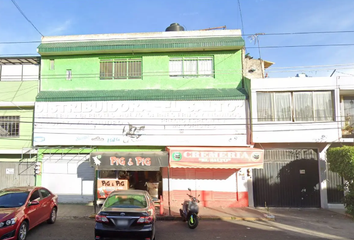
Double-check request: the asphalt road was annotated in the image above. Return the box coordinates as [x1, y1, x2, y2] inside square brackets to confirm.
[26, 213, 354, 240]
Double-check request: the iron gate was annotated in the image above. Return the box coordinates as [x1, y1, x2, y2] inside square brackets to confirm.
[327, 170, 344, 204]
[253, 149, 320, 208]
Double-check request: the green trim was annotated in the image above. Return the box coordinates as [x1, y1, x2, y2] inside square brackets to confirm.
[38, 37, 245, 55]
[36, 88, 248, 102]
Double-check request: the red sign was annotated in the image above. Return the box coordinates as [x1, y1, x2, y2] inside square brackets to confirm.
[167, 147, 264, 169]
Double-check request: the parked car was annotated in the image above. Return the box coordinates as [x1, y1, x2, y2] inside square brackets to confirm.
[0, 186, 58, 240]
[95, 189, 156, 240]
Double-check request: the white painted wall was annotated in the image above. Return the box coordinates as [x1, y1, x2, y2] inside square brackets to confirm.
[1, 64, 39, 81]
[41, 154, 94, 203]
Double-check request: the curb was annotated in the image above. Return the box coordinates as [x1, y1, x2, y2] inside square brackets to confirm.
[87, 214, 272, 221]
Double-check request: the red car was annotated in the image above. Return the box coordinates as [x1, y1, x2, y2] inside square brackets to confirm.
[0, 186, 58, 240]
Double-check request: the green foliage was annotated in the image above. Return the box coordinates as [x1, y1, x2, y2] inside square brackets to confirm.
[327, 146, 354, 216]
[327, 146, 354, 180]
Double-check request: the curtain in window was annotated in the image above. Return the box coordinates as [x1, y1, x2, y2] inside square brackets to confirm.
[198, 58, 213, 76]
[183, 58, 197, 76]
[294, 92, 313, 121]
[257, 92, 274, 121]
[169, 59, 183, 77]
[314, 91, 333, 121]
[274, 92, 292, 121]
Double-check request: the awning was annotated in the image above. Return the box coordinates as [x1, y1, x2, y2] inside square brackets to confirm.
[36, 88, 248, 102]
[167, 147, 264, 169]
[90, 152, 168, 171]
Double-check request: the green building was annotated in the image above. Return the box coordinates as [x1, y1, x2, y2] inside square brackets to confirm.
[34, 25, 261, 209]
[0, 56, 40, 189]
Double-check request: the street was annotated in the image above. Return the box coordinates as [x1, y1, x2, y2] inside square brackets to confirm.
[26, 213, 354, 240]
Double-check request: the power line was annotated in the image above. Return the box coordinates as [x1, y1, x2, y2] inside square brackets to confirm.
[2, 30, 354, 45]
[237, 0, 245, 39]
[10, 0, 44, 37]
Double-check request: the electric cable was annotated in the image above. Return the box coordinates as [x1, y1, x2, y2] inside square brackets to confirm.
[10, 0, 44, 37]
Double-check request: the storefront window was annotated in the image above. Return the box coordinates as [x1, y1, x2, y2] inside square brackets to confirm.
[99, 170, 117, 178]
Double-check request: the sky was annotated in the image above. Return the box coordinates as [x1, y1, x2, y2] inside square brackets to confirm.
[1, 0, 354, 78]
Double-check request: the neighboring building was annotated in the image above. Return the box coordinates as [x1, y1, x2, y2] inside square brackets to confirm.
[33, 25, 265, 208]
[243, 54, 274, 79]
[248, 76, 348, 209]
[0, 56, 40, 189]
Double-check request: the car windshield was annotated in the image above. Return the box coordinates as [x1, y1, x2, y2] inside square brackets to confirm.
[104, 194, 147, 208]
[0, 191, 29, 208]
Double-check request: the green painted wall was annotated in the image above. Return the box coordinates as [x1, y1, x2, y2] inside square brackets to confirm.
[41, 51, 243, 91]
[0, 108, 34, 150]
[0, 81, 38, 102]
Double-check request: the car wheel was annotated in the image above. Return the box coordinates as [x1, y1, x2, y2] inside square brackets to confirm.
[47, 207, 57, 224]
[17, 221, 28, 240]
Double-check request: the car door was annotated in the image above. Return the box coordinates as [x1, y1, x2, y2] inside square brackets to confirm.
[26, 190, 43, 228]
[38, 188, 52, 221]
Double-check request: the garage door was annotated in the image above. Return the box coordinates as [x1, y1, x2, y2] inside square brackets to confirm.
[42, 154, 94, 203]
[0, 161, 35, 190]
[252, 149, 320, 208]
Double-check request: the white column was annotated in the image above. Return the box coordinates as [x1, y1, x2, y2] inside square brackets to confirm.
[247, 169, 254, 207]
[319, 144, 331, 209]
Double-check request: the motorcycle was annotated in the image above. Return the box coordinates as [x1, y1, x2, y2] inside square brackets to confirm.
[179, 188, 200, 229]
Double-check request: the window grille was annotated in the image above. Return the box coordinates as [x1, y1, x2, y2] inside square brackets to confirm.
[100, 58, 141, 80]
[0, 116, 20, 137]
[169, 57, 213, 78]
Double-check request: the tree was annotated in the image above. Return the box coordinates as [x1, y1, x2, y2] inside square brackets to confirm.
[327, 146, 354, 216]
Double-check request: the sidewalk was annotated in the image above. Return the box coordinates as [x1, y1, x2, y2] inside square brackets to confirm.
[56, 203, 274, 221]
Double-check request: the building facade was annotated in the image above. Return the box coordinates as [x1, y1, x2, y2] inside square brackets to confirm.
[34, 27, 264, 208]
[0, 56, 40, 189]
[249, 76, 348, 209]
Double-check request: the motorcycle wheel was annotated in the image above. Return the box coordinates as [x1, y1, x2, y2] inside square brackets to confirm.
[187, 213, 198, 229]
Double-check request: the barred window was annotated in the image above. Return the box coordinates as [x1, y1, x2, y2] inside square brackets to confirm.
[169, 57, 214, 78]
[100, 58, 141, 80]
[0, 116, 20, 137]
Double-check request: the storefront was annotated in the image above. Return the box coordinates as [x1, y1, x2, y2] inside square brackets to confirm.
[90, 151, 169, 206]
[164, 147, 264, 208]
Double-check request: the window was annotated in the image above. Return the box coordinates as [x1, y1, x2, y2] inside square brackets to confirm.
[66, 69, 72, 80]
[0, 116, 20, 137]
[100, 58, 141, 80]
[50, 59, 55, 70]
[169, 57, 213, 78]
[39, 188, 51, 198]
[257, 91, 333, 122]
[29, 190, 40, 202]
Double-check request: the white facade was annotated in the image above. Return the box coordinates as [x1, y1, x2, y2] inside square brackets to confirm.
[34, 100, 248, 146]
[249, 76, 354, 209]
[251, 77, 341, 143]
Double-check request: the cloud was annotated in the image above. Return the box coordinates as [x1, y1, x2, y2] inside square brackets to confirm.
[46, 19, 72, 35]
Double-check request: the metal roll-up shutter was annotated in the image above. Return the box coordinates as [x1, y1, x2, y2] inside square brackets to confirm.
[42, 154, 94, 203]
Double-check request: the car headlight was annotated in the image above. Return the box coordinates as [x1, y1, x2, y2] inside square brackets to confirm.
[0, 218, 16, 228]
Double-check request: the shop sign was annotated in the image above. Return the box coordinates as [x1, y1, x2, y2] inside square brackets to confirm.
[168, 147, 264, 169]
[33, 100, 247, 146]
[97, 178, 128, 199]
[90, 151, 168, 171]
[5, 168, 14, 174]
